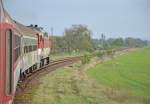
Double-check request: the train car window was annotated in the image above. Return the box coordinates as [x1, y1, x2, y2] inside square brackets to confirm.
[24, 46, 27, 53]
[6, 30, 12, 95]
[23, 38, 37, 54]
[14, 35, 21, 62]
[24, 45, 37, 53]
[25, 46, 27, 53]
[33, 45, 37, 51]
[27, 46, 30, 53]
[24, 46, 26, 53]
[29, 46, 32, 52]
[24, 46, 29, 53]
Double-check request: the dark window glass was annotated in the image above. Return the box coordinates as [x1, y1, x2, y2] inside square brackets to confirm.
[14, 35, 21, 62]
[27, 46, 30, 52]
[24, 46, 26, 53]
[29, 46, 32, 52]
[33, 45, 37, 51]
[24, 45, 37, 53]
[23, 38, 37, 54]
[6, 30, 12, 95]
[14, 47, 20, 62]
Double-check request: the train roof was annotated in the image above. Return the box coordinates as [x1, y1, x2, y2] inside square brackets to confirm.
[4, 9, 39, 38]
[14, 21, 38, 38]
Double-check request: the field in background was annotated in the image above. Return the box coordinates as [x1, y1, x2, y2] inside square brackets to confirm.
[88, 48, 150, 99]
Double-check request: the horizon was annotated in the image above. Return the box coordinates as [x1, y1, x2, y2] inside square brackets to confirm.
[3, 0, 150, 40]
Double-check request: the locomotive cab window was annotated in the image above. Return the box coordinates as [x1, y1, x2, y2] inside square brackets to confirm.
[6, 30, 12, 95]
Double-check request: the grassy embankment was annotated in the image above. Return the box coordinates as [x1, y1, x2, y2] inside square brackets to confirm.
[88, 48, 150, 98]
[31, 48, 150, 104]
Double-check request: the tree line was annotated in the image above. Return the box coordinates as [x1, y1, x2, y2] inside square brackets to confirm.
[50, 25, 92, 53]
[92, 34, 149, 51]
[50, 24, 149, 54]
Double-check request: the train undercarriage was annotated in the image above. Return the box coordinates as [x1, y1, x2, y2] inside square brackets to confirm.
[20, 57, 50, 81]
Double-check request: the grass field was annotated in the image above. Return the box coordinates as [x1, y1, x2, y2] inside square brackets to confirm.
[31, 48, 150, 104]
[88, 48, 150, 99]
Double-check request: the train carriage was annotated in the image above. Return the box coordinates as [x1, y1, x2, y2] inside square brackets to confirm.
[0, 0, 51, 103]
[14, 22, 39, 73]
[0, 1, 16, 103]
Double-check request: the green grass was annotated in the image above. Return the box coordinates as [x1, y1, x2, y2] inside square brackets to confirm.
[31, 48, 150, 104]
[31, 62, 124, 104]
[87, 48, 150, 98]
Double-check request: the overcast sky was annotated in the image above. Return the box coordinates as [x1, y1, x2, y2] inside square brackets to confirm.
[4, 0, 150, 40]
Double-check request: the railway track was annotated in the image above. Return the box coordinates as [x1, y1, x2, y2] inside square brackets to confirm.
[14, 56, 81, 104]
[14, 49, 134, 104]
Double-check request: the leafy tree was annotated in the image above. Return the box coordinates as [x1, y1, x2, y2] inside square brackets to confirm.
[81, 54, 91, 64]
[50, 36, 57, 53]
[63, 25, 92, 52]
[106, 49, 115, 59]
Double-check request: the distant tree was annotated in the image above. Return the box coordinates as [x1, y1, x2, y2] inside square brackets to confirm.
[99, 33, 106, 49]
[96, 50, 105, 61]
[50, 36, 57, 53]
[81, 54, 91, 64]
[111, 38, 124, 48]
[49, 36, 66, 53]
[124, 37, 147, 48]
[106, 49, 115, 59]
[63, 24, 93, 52]
[91, 38, 100, 50]
[50, 29, 148, 54]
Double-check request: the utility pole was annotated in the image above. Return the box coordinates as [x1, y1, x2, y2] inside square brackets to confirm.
[51, 27, 53, 36]
[50, 27, 55, 53]
[101, 33, 105, 49]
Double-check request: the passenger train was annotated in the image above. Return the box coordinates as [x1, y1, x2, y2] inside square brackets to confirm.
[0, 0, 51, 103]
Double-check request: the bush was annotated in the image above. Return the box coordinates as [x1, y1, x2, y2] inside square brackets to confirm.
[106, 49, 115, 58]
[95, 51, 105, 59]
[81, 54, 91, 64]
